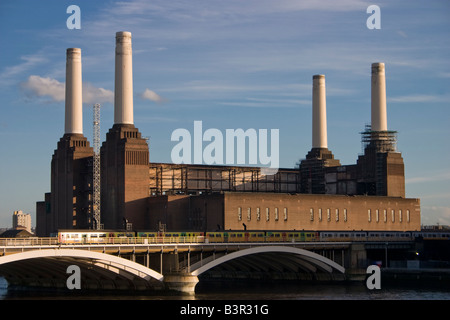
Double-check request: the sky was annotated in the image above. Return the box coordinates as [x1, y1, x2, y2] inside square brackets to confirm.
[0, 0, 449, 228]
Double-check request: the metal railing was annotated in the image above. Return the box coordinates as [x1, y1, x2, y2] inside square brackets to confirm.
[0, 236, 207, 247]
[0, 238, 59, 247]
[0, 233, 419, 247]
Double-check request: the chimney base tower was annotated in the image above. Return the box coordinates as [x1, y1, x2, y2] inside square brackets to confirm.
[300, 75, 340, 194]
[101, 124, 149, 230]
[50, 134, 93, 233]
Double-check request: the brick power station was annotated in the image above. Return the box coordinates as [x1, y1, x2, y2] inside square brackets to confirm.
[36, 32, 420, 236]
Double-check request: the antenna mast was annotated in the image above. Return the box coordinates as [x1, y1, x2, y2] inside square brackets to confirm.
[93, 103, 102, 229]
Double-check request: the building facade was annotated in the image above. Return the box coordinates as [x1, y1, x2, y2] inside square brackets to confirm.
[12, 210, 32, 233]
[35, 34, 420, 236]
[146, 192, 420, 232]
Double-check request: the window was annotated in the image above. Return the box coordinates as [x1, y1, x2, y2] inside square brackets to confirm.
[391, 209, 395, 222]
[319, 208, 322, 221]
[310, 208, 314, 221]
[336, 209, 339, 222]
[256, 207, 261, 221]
[284, 208, 288, 221]
[327, 209, 331, 222]
[266, 208, 270, 221]
[383, 209, 387, 222]
[399, 210, 402, 222]
[344, 209, 348, 222]
[407, 209, 410, 222]
[376, 209, 379, 222]
[275, 207, 279, 221]
[368, 209, 372, 222]
[247, 207, 251, 221]
[238, 207, 242, 221]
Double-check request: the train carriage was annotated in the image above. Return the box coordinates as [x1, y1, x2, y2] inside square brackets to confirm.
[56, 229, 449, 245]
[136, 231, 159, 243]
[282, 231, 319, 242]
[179, 231, 205, 242]
[228, 232, 246, 242]
[58, 230, 111, 244]
[266, 231, 285, 242]
[367, 232, 412, 241]
[206, 232, 227, 243]
[304, 232, 320, 242]
[413, 232, 450, 240]
[320, 231, 367, 242]
[248, 232, 265, 242]
[136, 231, 205, 243]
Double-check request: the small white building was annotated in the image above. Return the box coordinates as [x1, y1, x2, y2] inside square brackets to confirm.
[12, 210, 32, 233]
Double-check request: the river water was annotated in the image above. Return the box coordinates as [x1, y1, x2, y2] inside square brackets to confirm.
[1, 277, 449, 300]
[1, 277, 448, 319]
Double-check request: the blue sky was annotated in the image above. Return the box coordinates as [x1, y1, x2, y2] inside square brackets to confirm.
[0, 0, 449, 228]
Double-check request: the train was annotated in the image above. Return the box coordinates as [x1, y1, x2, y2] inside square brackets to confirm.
[55, 229, 450, 244]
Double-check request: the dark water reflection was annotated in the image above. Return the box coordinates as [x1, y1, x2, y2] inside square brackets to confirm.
[1, 277, 449, 300]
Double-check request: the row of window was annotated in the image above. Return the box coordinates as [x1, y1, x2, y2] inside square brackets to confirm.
[237, 207, 412, 224]
[237, 207, 288, 222]
[368, 209, 411, 223]
[237, 207, 348, 222]
[309, 208, 348, 222]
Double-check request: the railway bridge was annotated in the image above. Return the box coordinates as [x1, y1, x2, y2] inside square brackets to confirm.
[0, 238, 411, 293]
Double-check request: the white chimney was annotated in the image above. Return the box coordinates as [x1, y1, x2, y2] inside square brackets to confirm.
[114, 31, 134, 125]
[312, 74, 328, 149]
[371, 62, 387, 132]
[64, 48, 83, 134]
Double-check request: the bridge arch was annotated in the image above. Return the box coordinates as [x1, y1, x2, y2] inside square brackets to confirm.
[191, 246, 345, 277]
[0, 249, 164, 290]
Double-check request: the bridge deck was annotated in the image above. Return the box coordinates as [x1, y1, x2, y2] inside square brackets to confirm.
[1, 240, 352, 256]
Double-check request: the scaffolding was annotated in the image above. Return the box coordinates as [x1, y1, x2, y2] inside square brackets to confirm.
[360, 124, 397, 153]
[92, 103, 102, 229]
[149, 163, 300, 196]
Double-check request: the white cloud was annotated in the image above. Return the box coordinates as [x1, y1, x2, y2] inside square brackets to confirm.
[219, 97, 310, 108]
[21, 75, 65, 102]
[406, 172, 450, 184]
[0, 53, 47, 85]
[83, 83, 114, 104]
[21, 75, 113, 104]
[421, 206, 450, 226]
[396, 30, 408, 38]
[108, 0, 369, 19]
[140, 88, 166, 103]
[389, 94, 450, 103]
